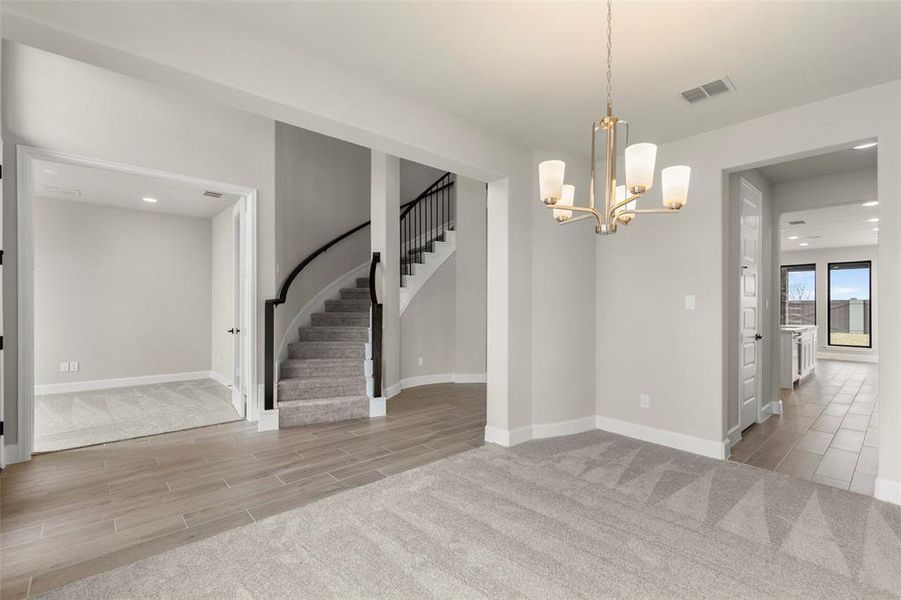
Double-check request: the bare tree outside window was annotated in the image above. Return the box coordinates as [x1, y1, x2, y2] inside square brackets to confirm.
[781, 264, 816, 325]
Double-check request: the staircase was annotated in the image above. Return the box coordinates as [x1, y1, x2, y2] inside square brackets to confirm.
[400, 229, 455, 314]
[277, 276, 372, 427]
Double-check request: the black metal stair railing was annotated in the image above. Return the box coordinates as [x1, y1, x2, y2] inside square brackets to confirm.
[399, 173, 455, 282]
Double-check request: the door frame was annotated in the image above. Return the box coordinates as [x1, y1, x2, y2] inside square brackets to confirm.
[231, 198, 246, 417]
[737, 177, 764, 433]
[14, 145, 259, 464]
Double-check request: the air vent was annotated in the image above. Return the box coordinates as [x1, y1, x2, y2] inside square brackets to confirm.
[202, 190, 224, 199]
[680, 77, 735, 104]
[787, 220, 806, 226]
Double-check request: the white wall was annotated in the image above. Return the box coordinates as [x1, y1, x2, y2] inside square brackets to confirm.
[454, 176, 487, 377]
[401, 257, 457, 381]
[33, 197, 212, 385]
[211, 206, 234, 383]
[781, 245, 878, 360]
[400, 160, 444, 204]
[594, 81, 900, 500]
[1, 41, 275, 443]
[774, 167, 877, 213]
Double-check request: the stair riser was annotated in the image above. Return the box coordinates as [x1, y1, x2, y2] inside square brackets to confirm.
[324, 299, 370, 313]
[279, 398, 369, 427]
[355, 277, 370, 288]
[298, 327, 368, 342]
[288, 343, 365, 359]
[280, 364, 363, 379]
[278, 380, 366, 401]
[312, 313, 370, 327]
[339, 288, 370, 300]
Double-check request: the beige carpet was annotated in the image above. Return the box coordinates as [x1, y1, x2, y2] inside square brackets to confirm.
[34, 379, 240, 452]
[39, 430, 901, 598]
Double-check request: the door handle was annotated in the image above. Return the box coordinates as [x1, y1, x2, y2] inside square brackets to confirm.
[755, 334, 763, 341]
[227, 328, 235, 334]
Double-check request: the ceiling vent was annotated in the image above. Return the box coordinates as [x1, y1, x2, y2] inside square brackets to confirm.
[202, 190, 224, 198]
[787, 219, 806, 226]
[680, 77, 735, 104]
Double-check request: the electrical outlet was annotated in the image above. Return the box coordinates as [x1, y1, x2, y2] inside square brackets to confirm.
[418, 357, 424, 367]
[69, 362, 79, 372]
[640, 394, 650, 408]
[684, 295, 696, 310]
[60, 362, 70, 373]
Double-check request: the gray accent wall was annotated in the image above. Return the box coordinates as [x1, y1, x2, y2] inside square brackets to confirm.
[33, 197, 214, 385]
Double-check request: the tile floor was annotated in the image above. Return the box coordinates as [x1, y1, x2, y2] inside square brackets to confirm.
[730, 359, 878, 496]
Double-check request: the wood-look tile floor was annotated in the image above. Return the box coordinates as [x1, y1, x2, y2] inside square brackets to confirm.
[0, 383, 486, 599]
[730, 360, 878, 495]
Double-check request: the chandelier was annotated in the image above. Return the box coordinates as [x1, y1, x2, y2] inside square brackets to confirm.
[538, 0, 691, 235]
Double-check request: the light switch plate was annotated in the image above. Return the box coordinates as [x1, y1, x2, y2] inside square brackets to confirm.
[640, 394, 650, 408]
[69, 362, 79, 372]
[418, 357, 424, 366]
[685, 295, 696, 310]
[60, 362, 70, 373]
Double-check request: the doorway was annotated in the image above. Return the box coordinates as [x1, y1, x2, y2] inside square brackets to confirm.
[15, 147, 258, 459]
[728, 144, 880, 496]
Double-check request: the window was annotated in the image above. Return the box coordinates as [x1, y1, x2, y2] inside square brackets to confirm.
[828, 261, 872, 348]
[781, 264, 816, 326]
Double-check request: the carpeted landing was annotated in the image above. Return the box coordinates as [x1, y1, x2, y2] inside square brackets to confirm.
[39, 430, 901, 598]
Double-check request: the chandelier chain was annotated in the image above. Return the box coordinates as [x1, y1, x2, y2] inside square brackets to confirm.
[606, 0, 613, 110]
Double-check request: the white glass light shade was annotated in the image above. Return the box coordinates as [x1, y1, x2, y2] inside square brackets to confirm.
[661, 165, 691, 209]
[625, 143, 657, 192]
[538, 160, 565, 204]
[554, 184, 575, 221]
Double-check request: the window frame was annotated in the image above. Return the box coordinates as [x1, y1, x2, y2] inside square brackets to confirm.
[781, 263, 817, 326]
[827, 260, 873, 349]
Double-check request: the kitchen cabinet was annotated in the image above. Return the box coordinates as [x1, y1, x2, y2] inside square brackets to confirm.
[781, 325, 817, 389]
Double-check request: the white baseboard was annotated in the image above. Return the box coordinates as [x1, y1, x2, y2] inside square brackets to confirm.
[257, 409, 279, 432]
[385, 383, 402, 398]
[817, 352, 879, 364]
[208, 370, 233, 388]
[760, 400, 782, 421]
[484, 415, 596, 448]
[726, 425, 742, 453]
[595, 415, 727, 459]
[35, 371, 215, 395]
[398, 372, 487, 390]
[875, 478, 901, 506]
[369, 397, 386, 418]
[454, 373, 487, 384]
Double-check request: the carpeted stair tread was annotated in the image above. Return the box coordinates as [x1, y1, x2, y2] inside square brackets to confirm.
[278, 395, 369, 427]
[288, 340, 366, 359]
[280, 358, 364, 379]
[277, 376, 366, 400]
[324, 299, 370, 313]
[311, 312, 370, 326]
[355, 277, 370, 288]
[298, 326, 369, 342]
[339, 287, 371, 300]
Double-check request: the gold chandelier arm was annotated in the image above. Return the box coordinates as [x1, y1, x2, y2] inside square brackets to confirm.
[606, 193, 642, 219]
[617, 207, 680, 217]
[545, 204, 602, 227]
[559, 213, 596, 226]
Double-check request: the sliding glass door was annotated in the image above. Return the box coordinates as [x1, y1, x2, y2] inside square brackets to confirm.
[828, 261, 872, 348]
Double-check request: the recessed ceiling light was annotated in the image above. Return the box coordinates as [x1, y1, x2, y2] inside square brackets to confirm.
[868, 218, 879, 223]
[853, 142, 878, 150]
[42, 168, 60, 176]
[799, 242, 809, 247]
[787, 235, 799, 240]
[142, 197, 158, 204]
[861, 201, 879, 207]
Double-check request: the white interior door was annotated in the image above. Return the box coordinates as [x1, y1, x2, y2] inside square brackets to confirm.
[739, 178, 763, 431]
[231, 199, 245, 416]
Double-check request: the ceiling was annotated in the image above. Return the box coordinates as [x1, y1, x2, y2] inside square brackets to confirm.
[780, 203, 879, 252]
[32, 159, 240, 219]
[5, 2, 900, 157]
[759, 146, 878, 184]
